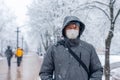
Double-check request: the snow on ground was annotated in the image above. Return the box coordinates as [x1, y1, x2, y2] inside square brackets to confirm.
[98, 55, 120, 80]
[0, 57, 4, 60]
[111, 68, 120, 79]
[0, 58, 3, 60]
[98, 55, 120, 66]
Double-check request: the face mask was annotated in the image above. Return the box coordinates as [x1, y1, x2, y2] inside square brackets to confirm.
[66, 29, 79, 39]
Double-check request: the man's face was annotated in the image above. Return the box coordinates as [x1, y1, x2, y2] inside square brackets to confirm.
[65, 23, 80, 39]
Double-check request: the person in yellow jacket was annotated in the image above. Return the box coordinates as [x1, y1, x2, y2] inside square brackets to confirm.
[15, 47, 24, 67]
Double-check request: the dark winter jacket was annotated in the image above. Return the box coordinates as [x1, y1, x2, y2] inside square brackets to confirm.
[5, 49, 13, 58]
[40, 16, 103, 80]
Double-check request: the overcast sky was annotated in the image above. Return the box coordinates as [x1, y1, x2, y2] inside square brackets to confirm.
[4, 0, 32, 26]
[3, 0, 33, 50]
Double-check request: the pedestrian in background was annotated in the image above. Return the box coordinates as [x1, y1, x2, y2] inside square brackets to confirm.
[15, 47, 23, 67]
[5, 46, 13, 68]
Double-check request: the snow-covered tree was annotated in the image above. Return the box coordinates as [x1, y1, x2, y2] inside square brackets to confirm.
[27, 0, 89, 52]
[0, 0, 17, 55]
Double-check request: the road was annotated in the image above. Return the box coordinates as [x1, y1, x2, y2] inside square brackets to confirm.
[0, 53, 43, 80]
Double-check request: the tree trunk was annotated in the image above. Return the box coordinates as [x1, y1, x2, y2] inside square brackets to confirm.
[104, 1, 114, 80]
[104, 23, 114, 80]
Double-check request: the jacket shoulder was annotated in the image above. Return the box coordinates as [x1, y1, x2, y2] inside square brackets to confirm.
[54, 40, 65, 47]
[80, 40, 95, 51]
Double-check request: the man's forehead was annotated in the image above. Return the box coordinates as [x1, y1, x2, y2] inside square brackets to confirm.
[66, 23, 79, 28]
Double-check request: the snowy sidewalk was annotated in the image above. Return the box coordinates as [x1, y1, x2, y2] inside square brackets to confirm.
[0, 57, 4, 60]
[0, 54, 43, 80]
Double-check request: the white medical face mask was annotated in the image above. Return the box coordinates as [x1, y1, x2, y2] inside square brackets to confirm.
[66, 29, 79, 39]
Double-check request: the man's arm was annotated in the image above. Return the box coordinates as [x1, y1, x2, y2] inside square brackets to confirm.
[89, 45, 103, 80]
[39, 46, 55, 80]
[11, 50, 14, 57]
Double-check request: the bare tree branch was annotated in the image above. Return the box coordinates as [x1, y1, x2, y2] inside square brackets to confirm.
[92, 1, 109, 7]
[84, 9, 91, 21]
[110, 0, 116, 4]
[112, 0, 116, 4]
[113, 9, 120, 23]
[88, 5, 110, 20]
[73, 2, 110, 20]
[72, 4, 110, 21]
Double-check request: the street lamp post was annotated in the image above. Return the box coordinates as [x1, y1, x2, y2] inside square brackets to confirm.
[16, 27, 20, 48]
[0, 39, 3, 54]
[21, 36, 24, 49]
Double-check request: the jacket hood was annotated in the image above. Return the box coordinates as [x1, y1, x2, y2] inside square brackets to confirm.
[62, 16, 85, 38]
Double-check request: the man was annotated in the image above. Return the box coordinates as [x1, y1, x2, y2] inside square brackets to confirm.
[39, 16, 103, 80]
[15, 47, 23, 67]
[5, 46, 13, 68]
